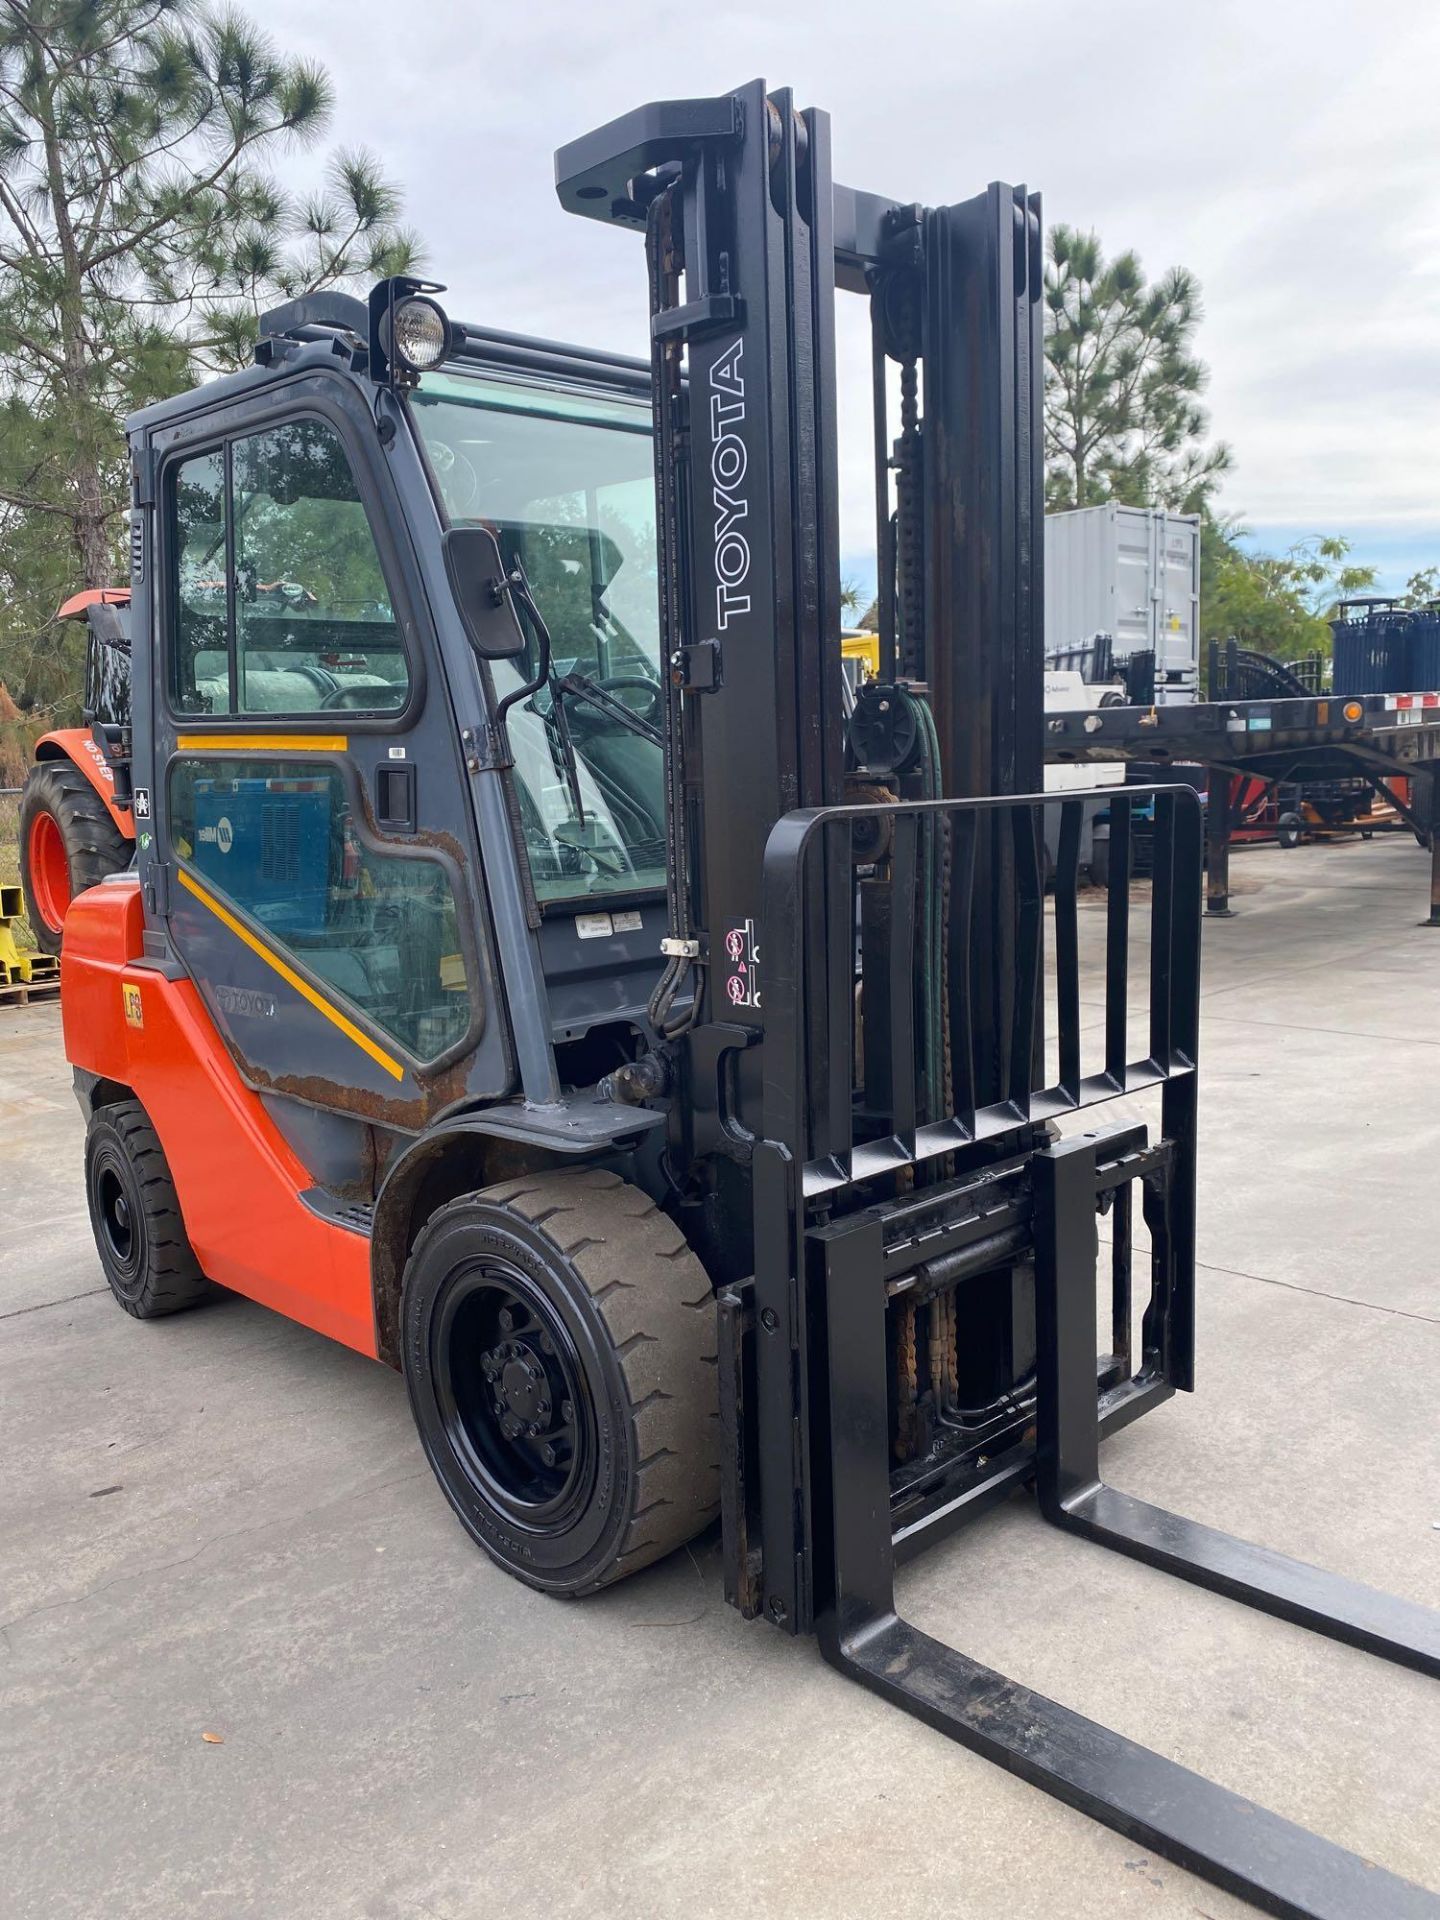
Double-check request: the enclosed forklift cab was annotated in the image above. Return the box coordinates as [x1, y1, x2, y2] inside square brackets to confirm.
[61, 83, 1437, 1920]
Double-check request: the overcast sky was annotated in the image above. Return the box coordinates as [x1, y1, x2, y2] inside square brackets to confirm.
[268, 0, 1440, 595]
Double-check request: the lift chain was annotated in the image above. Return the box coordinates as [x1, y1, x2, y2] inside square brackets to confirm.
[948, 1282, 960, 1405]
[895, 353, 923, 680]
[895, 1301, 918, 1461]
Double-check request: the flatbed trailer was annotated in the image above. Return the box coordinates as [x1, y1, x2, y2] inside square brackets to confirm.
[1045, 689, 1440, 921]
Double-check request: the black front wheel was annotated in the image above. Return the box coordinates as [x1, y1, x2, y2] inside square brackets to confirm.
[401, 1169, 720, 1595]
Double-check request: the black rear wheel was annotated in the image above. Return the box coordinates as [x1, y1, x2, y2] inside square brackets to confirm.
[401, 1169, 720, 1595]
[85, 1101, 212, 1318]
[19, 758, 132, 954]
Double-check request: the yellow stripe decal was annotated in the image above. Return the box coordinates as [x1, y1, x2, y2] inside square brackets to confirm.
[176, 733, 348, 752]
[176, 866, 405, 1082]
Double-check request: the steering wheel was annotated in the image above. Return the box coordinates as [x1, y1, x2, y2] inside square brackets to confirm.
[319, 683, 400, 712]
[590, 675, 663, 727]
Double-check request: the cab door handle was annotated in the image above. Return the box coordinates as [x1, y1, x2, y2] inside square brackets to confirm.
[376, 763, 416, 833]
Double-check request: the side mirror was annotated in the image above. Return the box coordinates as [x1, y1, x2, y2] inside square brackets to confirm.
[443, 525, 529, 660]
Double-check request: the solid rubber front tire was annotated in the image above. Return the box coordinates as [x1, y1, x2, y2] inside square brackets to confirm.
[19, 758, 131, 953]
[85, 1101, 212, 1318]
[401, 1169, 720, 1596]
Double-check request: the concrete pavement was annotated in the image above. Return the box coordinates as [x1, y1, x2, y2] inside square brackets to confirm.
[1, 833, 1437, 1919]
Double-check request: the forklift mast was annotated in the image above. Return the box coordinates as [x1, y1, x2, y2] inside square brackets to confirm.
[558, 82, 1071, 1617]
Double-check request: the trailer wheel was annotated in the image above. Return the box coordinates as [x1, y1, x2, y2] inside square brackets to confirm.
[84, 1102, 212, 1319]
[1276, 812, 1303, 850]
[1090, 830, 1134, 891]
[19, 759, 131, 954]
[401, 1169, 720, 1595]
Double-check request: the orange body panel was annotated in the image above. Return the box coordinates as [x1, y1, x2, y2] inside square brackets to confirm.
[62, 878, 378, 1358]
[58, 587, 131, 620]
[36, 728, 136, 838]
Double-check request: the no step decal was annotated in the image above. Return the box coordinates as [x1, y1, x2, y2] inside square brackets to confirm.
[724, 919, 760, 1010]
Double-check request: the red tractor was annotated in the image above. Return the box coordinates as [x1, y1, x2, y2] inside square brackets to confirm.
[17, 588, 135, 952]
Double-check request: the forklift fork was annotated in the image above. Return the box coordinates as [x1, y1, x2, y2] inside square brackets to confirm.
[1035, 1136, 1440, 1683]
[766, 790, 1440, 1920]
[818, 1160, 1439, 1920]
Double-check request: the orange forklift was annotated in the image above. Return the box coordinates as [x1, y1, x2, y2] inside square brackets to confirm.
[49, 82, 1439, 1920]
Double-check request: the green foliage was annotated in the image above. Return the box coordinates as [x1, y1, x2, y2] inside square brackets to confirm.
[0, 0, 419, 727]
[1043, 225, 1230, 514]
[1200, 518, 1379, 664]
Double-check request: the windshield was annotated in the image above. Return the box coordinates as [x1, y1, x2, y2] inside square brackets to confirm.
[410, 370, 663, 903]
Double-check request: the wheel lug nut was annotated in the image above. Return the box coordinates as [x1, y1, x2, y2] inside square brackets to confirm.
[561, 1400, 573, 1422]
[526, 1421, 540, 1438]
[498, 1309, 514, 1332]
[538, 1400, 551, 1419]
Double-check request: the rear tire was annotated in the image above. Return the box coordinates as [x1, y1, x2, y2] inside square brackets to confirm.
[1276, 811, 1303, 850]
[401, 1168, 720, 1596]
[85, 1101, 212, 1319]
[19, 759, 131, 954]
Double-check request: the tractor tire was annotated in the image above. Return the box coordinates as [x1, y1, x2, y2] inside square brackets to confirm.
[1276, 812, 1303, 850]
[401, 1168, 721, 1596]
[19, 758, 131, 954]
[84, 1101, 213, 1319]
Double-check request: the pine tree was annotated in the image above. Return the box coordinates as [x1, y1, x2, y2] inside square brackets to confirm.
[1044, 225, 1229, 514]
[0, 0, 419, 715]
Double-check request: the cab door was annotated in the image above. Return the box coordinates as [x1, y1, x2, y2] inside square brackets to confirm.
[145, 376, 510, 1167]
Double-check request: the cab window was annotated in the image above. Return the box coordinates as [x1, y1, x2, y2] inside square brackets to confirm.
[168, 420, 409, 718]
[410, 373, 665, 902]
[168, 757, 470, 1063]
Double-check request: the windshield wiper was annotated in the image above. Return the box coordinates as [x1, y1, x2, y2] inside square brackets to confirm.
[553, 670, 663, 748]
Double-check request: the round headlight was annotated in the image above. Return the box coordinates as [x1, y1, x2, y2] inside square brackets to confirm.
[390, 295, 450, 373]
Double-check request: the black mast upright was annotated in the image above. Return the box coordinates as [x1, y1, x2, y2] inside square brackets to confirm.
[556, 82, 849, 1221]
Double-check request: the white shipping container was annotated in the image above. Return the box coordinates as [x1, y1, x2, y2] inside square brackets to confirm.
[1045, 505, 1201, 704]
